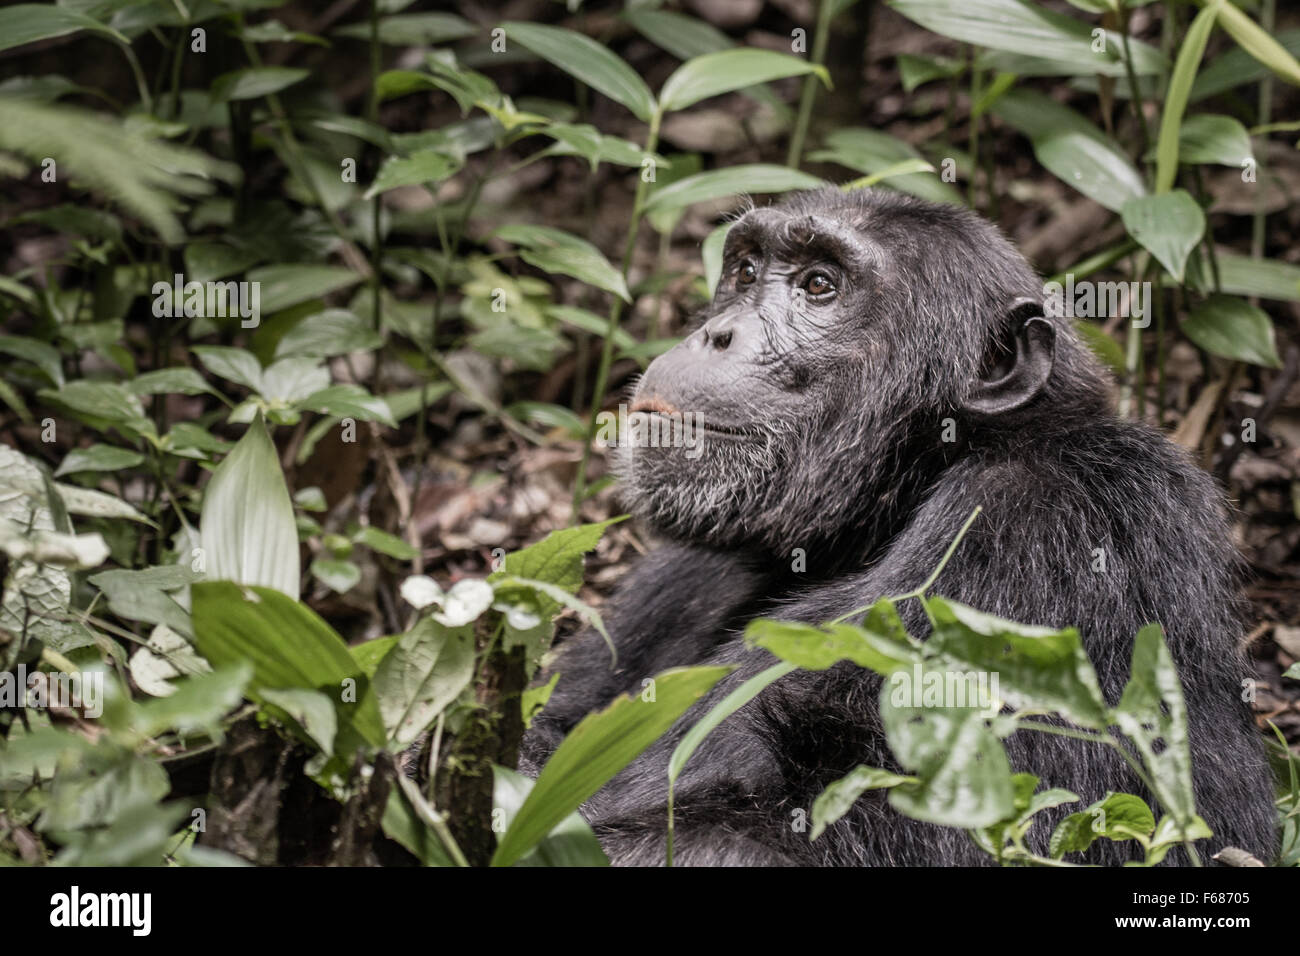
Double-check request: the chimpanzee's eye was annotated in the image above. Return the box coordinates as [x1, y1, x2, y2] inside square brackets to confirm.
[737, 261, 758, 287]
[804, 272, 835, 297]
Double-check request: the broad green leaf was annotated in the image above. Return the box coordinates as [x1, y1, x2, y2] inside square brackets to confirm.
[199, 414, 300, 598]
[40, 380, 147, 428]
[623, 8, 731, 60]
[0, 334, 63, 385]
[669, 661, 796, 783]
[1215, 254, 1300, 302]
[248, 264, 363, 314]
[1212, 0, 1300, 86]
[192, 345, 262, 392]
[1171, 114, 1253, 167]
[55, 444, 145, 477]
[128, 367, 213, 397]
[889, 0, 1166, 77]
[190, 581, 385, 751]
[1050, 792, 1156, 858]
[363, 148, 462, 200]
[494, 518, 623, 593]
[311, 557, 361, 594]
[881, 699, 1016, 828]
[1154, 3, 1218, 194]
[503, 22, 656, 123]
[1120, 191, 1205, 283]
[211, 67, 309, 103]
[133, 664, 252, 738]
[351, 635, 399, 677]
[1191, 28, 1300, 100]
[927, 597, 1109, 730]
[354, 526, 418, 560]
[659, 49, 829, 112]
[493, 766, 609, 867]
[374, 617, 475, 747]
[259, 687, 338, 754]
[993, 90, 1145, 212]
[258, 357, 331, 404]
[273, 309, 383, 359]
[0, 5, 126, 54]
[491, 665, 732, 867]
[643, 164, 823, 214]
[1075, 319, 1127, 374]
[298, 385, 398, 427]
[493, 224, 630, 302]
[745, 617, 913, 675]
[811, 766, 918, 840]
[383, 778, 456, 867]
[1183, 294, 1281, 367]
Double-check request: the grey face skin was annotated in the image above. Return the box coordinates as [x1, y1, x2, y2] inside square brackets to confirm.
[619, 189, 1064, 560]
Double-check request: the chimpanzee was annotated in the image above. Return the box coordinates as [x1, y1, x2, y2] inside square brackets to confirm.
[519, 187, 1278, 866]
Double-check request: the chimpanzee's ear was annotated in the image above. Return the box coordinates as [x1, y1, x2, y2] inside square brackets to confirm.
[962, 297, 1056, 416]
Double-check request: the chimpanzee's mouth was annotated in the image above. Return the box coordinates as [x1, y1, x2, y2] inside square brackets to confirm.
[628, 399, 752, 438]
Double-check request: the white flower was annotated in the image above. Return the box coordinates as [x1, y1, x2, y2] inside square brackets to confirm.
[432, 579, 494, 627]
[399, 574, 444, 610]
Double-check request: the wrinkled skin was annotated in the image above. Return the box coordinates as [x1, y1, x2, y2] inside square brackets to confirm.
[520, 188, 1277, 867]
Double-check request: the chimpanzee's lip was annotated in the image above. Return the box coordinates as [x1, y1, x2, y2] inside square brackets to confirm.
[628, 399, 752, 438]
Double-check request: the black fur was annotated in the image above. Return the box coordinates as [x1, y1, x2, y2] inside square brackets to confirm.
[520, 188, 1277, 866]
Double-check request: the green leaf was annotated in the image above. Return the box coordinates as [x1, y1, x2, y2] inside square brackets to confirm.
[374, 618, 475, 748]
[351, 635, 398, 677]
[495, 518, 622, 601]
[503, 22, 656, 123]
[643, 164, 823, 214]
[889, 0, 1166, 77]
[1171, 114, 1254, 167]
[1215, 254, 1300, 302]
[493, 766, 609, 867]
[491, 665, 732, 867]
[1120, 191, 1205, 283]
[363, 148, 462, 200]
[192, 345, 262, 392]
[1212, 0, 1300, 86]
[259, 687, 338, 754]
[927, 597, 1110, 730]
[669, 661, 796, 784]
[1074, 319, 1127, 374]
[1183, 294, 1281, 367]
[211, 67, 309, 103]
[0, 4, 126, 54]
[55, 444, 145, 477]
[745, 617, 913, 675]
[311, 557, 360, 594]
[493, 224, 630, 302]
[993, 90, 1145, 212]
[298, 385, 398, 427]
[881, 700, 1016, 828]
[273, 309, 383, 359]
[248, 264, 363, 314]
[811, 766, 918, 840]
[134, 664, 252, 738]
[1050, 792, 1156, 858]
[808, 128, 962, 205]
[1155, 3, 1218, 194]
[1112, 624, 1202, 832]
[354, 526, 418, 560]
[659, 49, 829, 112]
[897, 52, 964, 92]
[842, 158, 937, 191]
[334, 12, 475, 46]
[128, 367, 213, 397]
[190, 581, 385, 751]
[0, 334, 64, 385]
[623, 8, 732, 60]
[199, 414, 300, 598]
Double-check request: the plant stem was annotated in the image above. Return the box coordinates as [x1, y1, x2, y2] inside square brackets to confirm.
[786, 0, 835, 169]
